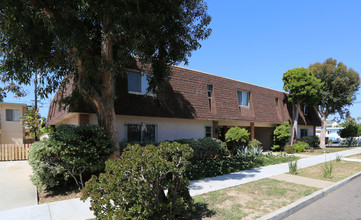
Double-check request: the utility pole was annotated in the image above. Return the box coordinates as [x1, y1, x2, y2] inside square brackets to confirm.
[34, 71, 38, 141]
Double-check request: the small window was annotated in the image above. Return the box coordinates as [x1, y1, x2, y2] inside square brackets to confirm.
[207, 85, 213, 109]
[303, 105, 308, 115]
[205, 126, 212, 137]
[301, 129, 308, 138]
[127, 71, 152, 95]
[126, 123, 157, 142]
[237, 91, 250, 107]
[275, 98, 279, 106]
[6, 109, 21, 121]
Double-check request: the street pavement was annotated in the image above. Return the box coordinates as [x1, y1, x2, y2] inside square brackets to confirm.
[284, 174, 361, 220]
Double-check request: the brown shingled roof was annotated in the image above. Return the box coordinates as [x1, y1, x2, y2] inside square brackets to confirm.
[47, 65, 321, 126]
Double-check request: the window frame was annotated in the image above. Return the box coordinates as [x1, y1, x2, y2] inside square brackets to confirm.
[127, 71, 153, 95]
[207, 84, 213, 109]
[125, 122, 157, 142]
[300, 128, 308, 138]
[6, 109, 21, 122]
[205, 126, 212, 137]
[237, 91, 250, 107]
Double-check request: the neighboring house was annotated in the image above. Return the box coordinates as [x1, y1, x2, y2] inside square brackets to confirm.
[0, 102, 27, 144]
[316, 120, 343, 143]
[47, 65, 321, 150]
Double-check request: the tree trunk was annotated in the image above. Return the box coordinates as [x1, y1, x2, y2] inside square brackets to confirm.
[290, 102, 300, 146]
[319, 113, 327, 148]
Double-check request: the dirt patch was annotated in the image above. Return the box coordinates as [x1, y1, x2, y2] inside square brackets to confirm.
[348, 153, 361, 159]
[192, 178, 318, 220]
[297, 160, 361, 182]
[38, 186, 81, 204]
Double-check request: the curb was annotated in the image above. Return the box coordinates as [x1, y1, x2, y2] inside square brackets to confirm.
[258, 170, 361, 220]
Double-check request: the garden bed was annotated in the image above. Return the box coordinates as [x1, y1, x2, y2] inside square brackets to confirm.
[38, 185, 81, 204]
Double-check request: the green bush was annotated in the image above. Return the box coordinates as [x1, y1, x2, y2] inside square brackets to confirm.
[288, 160, 298, 175]
[248, 139, 262, 149]
[174, 137, 229, 160]
[225, 127, 250, 155]
[186, 154, 299, 180]
[300, 136, 319, 148]
[293, 141, 309, 153]
[29, 124, 115, 190]
[272, 121, 291, 151]
[284, 145, 295, 154]
[82, 142, 193, 220]
[271, 145, 281, 151]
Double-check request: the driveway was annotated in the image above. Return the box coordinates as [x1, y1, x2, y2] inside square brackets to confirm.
[0, 161, 37, 210]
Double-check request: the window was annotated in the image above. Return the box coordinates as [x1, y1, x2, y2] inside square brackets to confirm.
[237, 91, 250, 107]
[127, 71, 151, 94]
[205, 126, 212, 137]
[275, 98, 279, 106]
[300, 129, 308, 138]
[6, 109, 21, 121]
[207, 85, 213, 109]
[126, 123, 157, 142]
[327, 131, 331, 134]
[303, 105, 308, 115]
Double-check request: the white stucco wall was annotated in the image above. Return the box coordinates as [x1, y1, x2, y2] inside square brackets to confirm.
[89, 114, 212, 142]
[0, 104, 26, 144]
[297, 125, 315, 139]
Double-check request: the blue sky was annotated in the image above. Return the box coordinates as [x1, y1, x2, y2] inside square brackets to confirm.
[3, 0, 361, 120]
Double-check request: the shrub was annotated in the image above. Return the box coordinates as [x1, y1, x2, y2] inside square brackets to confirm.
[272, 121, 291, 151]
[248, 139, 262, 149]
[300, 136, 319, 148]
[336, 154, 343, 162]
[271, 145, 281, 151]
[174, 137, 229, 160]
[322, 162, 333, 179]
[225, 127, 250, 155]
[288, 160, 298, 175]
[29, 124, 115, 190]
[284, 145, 295, 154]
[293, 141, 309, 153]
[82, 142, 194, 219]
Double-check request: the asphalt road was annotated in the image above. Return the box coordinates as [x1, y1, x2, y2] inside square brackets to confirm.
[284, 175, 361, 220]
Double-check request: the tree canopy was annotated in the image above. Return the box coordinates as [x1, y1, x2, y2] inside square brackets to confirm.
[0, 0, 212, 151]
[282, 67, 322, 145]
[309, 58, 360, 148]
[340, 117, 361, 147]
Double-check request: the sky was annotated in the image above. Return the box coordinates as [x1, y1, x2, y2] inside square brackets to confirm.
[2, 0, 361, 120]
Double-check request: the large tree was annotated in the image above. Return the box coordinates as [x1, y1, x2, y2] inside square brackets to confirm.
[0, 0, 211, 152]
[282, 67, 322, 145]
[309, 58, 360, 148]
[340, 117, 361, 147]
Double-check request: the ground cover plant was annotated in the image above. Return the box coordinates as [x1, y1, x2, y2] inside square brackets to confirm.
[190, 178, 318, 219]
[297, 160, 361, 182]
[82, 142, 194, 219]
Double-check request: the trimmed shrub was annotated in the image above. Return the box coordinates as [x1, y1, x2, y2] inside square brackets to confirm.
[225, 127, 250, 155]
[293, 141, 309, 153]
[284, 145, 295, 154]
[174, 137, 229, 160]
[300, 136, 319, 148]
[29, 124, 115, 190]
[82, 142, 194, 219]
[272, 121, 291, 151]
[248, 139, 262, 150]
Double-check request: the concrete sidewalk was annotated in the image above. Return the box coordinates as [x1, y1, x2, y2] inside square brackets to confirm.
[0, 161, 37, 211]
[1, 147, 361, 220]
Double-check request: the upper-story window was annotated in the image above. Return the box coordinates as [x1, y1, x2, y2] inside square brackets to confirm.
[207, 85, 213, 109]
[237, 91, 250, 107]
[127, 71, 152, 95]
[6, 109, 21, 122]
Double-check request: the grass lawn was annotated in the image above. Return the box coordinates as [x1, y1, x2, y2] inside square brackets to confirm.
[190, 178, 318, 220]
[300, 146, 357, 155]
[347, 153, 361, 159]
[296, 160, 361, 182]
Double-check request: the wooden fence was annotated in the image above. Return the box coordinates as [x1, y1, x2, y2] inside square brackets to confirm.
[0, 144, 31, 161]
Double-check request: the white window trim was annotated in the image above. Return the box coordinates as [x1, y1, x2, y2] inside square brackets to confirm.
[237, 91, 250, 108]
[205, 126, 212, 137]
[125, 122, 158, 142]
[127, 71, 154, 96]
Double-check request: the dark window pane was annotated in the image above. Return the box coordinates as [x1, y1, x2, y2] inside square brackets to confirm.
[6, 109, 13, 121]
[128, 72, 141, 93]
[127, 124, 141, 142]
[237, 91, 242, 106]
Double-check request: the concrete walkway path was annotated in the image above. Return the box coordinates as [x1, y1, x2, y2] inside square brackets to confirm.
[0, 161, 37, 211]
[1, 147, 361, 220]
